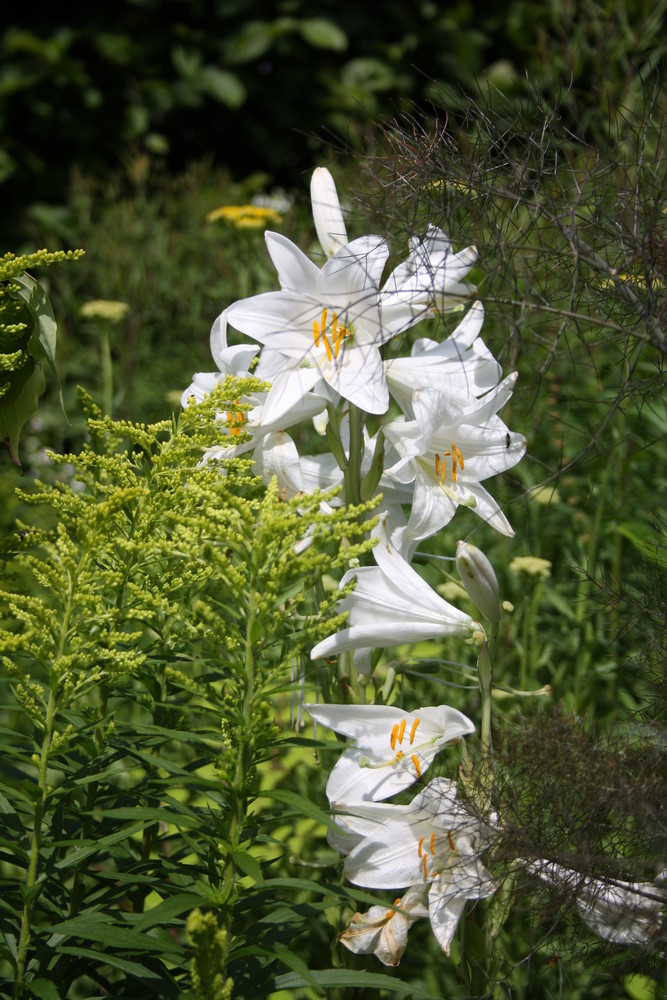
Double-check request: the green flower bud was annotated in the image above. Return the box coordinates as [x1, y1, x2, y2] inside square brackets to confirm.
[456, 540, 501, 623]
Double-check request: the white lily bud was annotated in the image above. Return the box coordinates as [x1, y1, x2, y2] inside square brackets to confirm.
[456, 540, 501, 623]
[310, 167, 348, 256]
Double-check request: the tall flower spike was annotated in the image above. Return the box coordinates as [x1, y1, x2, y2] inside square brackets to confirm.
[306, 703, 475, 803]
[310, 514, 480, 667]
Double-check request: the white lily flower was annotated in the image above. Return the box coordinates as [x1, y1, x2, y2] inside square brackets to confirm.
[183, 311, 327, 458]
[305, 702, 475, 803]
[310, 514, 479, 665]
[384, 377, 526, 541]
[225, 229, 407, 414]
[253, 430, 343, 501]
[385, 301, 502, 416]
[382, 224, 478, 317]
[339, 884, 429, 966]
[525, 860, 666, 946]
[339, 778, 498, 956]
[311, 166, 348, 257]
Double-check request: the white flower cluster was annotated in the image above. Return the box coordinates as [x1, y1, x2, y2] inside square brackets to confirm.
[305, 703, 498, 964]
[183, 166, 526, 554]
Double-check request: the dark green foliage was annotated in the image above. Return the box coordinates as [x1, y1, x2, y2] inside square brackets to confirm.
[2, 0, 664, 243]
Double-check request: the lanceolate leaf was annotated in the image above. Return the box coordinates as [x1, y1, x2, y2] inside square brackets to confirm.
[10, 272, 64, 411]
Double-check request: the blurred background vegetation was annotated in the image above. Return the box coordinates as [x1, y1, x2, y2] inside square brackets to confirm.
[1, 0, 664, 239]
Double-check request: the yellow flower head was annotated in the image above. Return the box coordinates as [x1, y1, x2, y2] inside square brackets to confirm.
[205, 204, 283, 228]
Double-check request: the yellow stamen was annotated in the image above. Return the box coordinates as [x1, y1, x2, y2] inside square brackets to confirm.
[409, 717, 420, 744]
[397, 718, 407, 744]
[314, 308, 327, 347]
[313, 307, 351, 363]
[332, 313, 344, 359]
[412, 754, 422, 777]
[390, 723, 399, 750]
[227, 406, 246, 437]
[429, 831, 436, 855]
[418, 835, 425, 857]
[447, 830, 456, 852]
[422, 853, 428, 878]
[434, 442, 464, 485]
[395, 750, 405, 760]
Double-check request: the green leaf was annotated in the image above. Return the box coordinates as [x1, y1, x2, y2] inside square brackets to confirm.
[274, 968, 440, 998]
[231, 848, 264, 883]
[92, 806, 201, 828]
[0, 362, 45, 465]
[56, 945, 168, 983]
[298, 18, 348, 51]
[257, 788, 339, 832]
[226, 21, 275, 63]
[26, 979, 61, 1000]
[200, 66, 246, 108]
[613, 522, 667, 569]
[47, 912, 183, 956]
[10, 272, 64, 411]
[267, 941, 322, 991]
[133, 892, 208, 932]
[54, 821, 145, 869]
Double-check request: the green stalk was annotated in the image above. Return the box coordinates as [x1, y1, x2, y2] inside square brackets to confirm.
[218, 581, 258, 967]
[14, 544, 85, 994]
[100, 326, 114, 417]
[67, 684, 109, 920]
[13, 689, 58, 996]
[479, 621, 498, 760]
[343, 403, 364, 506]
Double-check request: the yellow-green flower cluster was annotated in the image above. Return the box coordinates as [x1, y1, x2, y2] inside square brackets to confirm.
[80, 299, 130, 323]
[206, 204, 283, 229]
[509, 555, 552, 579]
